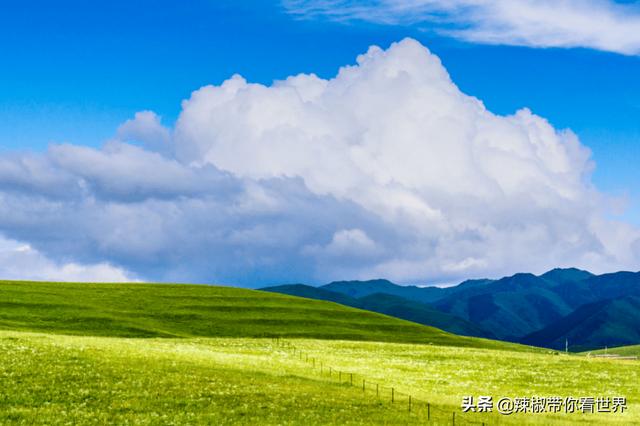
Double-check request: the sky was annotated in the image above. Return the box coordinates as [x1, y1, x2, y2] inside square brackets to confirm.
[0, 0, 638, 286]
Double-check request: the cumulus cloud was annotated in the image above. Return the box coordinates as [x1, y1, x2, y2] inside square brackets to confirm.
[0, 236, 134, 282]
[283, 0, 640, 55]
[0, 38, 638, 285]
[116, 111, 173, 155]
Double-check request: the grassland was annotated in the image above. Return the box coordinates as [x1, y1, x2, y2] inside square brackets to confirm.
[1, 331, 637, 425]
[0, 281, 524, 350]
[287, 339, 639, 425]
[0, 281, 638, 425]
[0, 330, 427, 425]
[590, 344, 640, 356]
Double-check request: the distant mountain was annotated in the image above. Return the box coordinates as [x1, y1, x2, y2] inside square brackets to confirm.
[429, 268, 640, 342]
[263, 269, 640, 350]
[583, 271, 640, 301]
[540, 267, 594, 284]
[521, 295, 640, 351]
[433, 272, 582, 340]
[262, 284, 492, 338]
[321, 279, 447, 304]
[357, 293, 493, 338]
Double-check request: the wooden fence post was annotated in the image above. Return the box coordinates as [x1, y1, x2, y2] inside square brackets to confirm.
[270, 341, 435, 422]
[452, 412, 455, 426]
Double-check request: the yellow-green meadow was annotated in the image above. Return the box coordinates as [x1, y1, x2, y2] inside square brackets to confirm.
[0, 281, 637, 425]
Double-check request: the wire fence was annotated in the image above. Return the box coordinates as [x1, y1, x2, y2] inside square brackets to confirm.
[583, 345, 638, 360]
[270, 337, 491, 425]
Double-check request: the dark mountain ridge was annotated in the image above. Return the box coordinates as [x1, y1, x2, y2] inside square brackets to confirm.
[261, 268, 640, 350]
[521, 295, 640, 351]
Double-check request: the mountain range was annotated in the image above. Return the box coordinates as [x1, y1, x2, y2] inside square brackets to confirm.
[262, 268, 640, 351]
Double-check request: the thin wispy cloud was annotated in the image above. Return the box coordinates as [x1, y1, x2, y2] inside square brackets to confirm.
[283, 0, 640, 55]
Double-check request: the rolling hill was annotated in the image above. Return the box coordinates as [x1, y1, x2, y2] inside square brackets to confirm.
[261, 283, 362, 307]
[590, 344, 640, 356]
[0, 280, 517, 350]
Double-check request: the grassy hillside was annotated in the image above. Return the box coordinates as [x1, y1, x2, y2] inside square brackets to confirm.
[591, 344, 640, 356]
[263, 284, 493, 338]
[1, 330, 637, 425]
[0, 280, 519, 350]
[262, 284, 363, 307]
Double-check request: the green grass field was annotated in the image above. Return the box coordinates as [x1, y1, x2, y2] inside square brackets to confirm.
[0, 281, 637, 425]
[0, 281, 520, 349]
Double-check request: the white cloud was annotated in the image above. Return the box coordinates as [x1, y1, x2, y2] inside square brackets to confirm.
[116, 111, 172, 155]
[283, 0, 640, 55]
[304, 228, 381, 258]
[0, 236, 135, 282]
[0, 38, 637, 285]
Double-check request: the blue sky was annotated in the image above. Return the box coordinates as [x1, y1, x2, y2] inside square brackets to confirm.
[0, 0, 638, 284]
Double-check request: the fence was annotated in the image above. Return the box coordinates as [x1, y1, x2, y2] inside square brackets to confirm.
[584, 346, 639, 361]
[270, 337, 490, 425]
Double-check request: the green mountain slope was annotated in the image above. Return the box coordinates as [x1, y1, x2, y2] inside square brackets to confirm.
[0, 280, 522, 350]
[521, 295, 640, 351]
[281, 269, 640, 346]
[583, 271, 640, 300]
[430, 268, 638, 341]
[434, 273, 575, 340]
[263, 284, 492, 338]
[357, 292, 494, 338]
